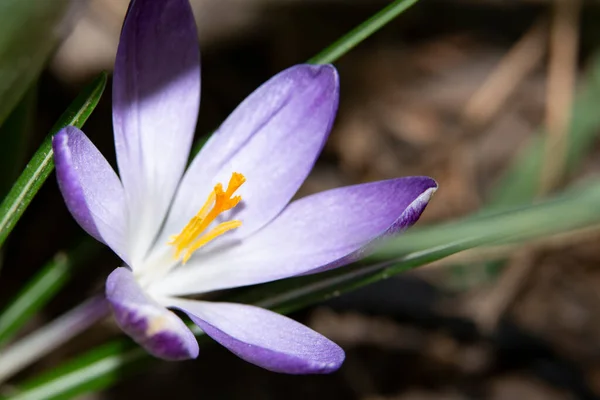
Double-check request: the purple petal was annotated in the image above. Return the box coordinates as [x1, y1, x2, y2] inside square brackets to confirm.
[168, 298, 344, 374]
[106, 267, 198, 360]
[151, 176, 437, 296]
[156, 64, 339, 249]
[53, 127, 129, 263]
[113, 0, 200, 263]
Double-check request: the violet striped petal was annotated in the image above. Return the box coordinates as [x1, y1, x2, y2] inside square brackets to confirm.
[113, 0, 200, 264]
[155, 64, 339, 251]
[53, 127, 129, 263]
[150, 177, 437, 297]
[168, 298, 344, 374]
[106, 267, 198, 361]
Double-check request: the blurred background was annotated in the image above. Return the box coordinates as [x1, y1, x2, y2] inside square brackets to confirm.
[3, 0, 600, 398]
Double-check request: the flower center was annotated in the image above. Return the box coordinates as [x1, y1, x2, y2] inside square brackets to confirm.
[168, 172, 246, 264]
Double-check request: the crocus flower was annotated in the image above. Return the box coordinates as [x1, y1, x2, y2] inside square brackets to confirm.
[53, 0, 437, 374]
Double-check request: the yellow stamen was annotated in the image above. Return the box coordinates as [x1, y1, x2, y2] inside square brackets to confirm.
[169, 172, 246, 263]
[181, 220, 242, 264]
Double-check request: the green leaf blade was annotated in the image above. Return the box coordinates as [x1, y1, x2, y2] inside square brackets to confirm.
[0, 240, 100, 347]
[0, 72, 107, 248]
[308, 0, 420, 65]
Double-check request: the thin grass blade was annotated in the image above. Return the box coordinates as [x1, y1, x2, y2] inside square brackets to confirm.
[0, 73, 107, 248]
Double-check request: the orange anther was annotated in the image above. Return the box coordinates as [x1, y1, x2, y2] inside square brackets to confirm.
[168, 172, 245, 263]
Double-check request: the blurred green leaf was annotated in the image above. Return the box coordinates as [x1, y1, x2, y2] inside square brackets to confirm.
[488, 52, 600, 209]
[0, 0, 79, 126]
[8, 179, 600, 400]
[6, 341, 146, 400]
[0, 72, 107, 248]
[0, 240, 100, 348]
[452, 52, 600, 284]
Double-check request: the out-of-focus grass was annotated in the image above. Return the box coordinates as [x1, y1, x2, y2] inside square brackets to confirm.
[0, 240, 100, 348]
[0, 0, 77, 126]
[488, 52, 600, 209]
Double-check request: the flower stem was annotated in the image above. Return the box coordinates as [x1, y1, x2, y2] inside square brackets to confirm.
[0, 295, 109, 384]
